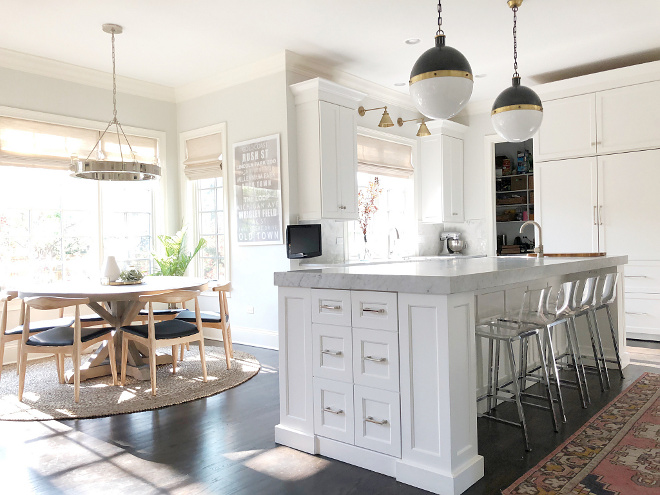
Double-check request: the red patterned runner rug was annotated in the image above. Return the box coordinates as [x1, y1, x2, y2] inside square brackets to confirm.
[503, 372, 660, 494]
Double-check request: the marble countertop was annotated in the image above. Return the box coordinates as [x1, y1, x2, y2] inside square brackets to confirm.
[274, 255, 628, 295]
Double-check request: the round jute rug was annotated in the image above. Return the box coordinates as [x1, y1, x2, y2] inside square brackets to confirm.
[0, 346, 260, 421]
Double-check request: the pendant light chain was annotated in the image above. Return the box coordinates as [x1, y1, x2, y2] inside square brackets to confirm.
[512, 6, 519, 78]
[437, 0, 444, 35]
[85, 26, 137, 163]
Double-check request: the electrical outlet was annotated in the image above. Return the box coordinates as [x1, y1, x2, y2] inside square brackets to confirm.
[336, 237, 344, 245]
[246, 305, 254, 314]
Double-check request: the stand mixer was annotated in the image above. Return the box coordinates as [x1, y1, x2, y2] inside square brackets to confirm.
[441, 232, 467, 254]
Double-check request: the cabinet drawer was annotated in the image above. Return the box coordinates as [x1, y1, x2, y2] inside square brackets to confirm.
[313, 377, 354, 444]
[624, 265, 660, 293]
[351, 291, 398, 332]
[354, 385, 401, 457]
[312, 324, 353, 383]
[624, 293, 660, 340]
[352, 328, 399, 392]
[312, 289, 351, 326]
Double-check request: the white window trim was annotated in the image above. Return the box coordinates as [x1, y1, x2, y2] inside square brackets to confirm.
[354, 126, 419, 258]
[179, 123, 230, 286]
[0, 104, 168, 267]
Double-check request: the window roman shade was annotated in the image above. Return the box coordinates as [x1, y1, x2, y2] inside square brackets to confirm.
[357, 135, 413, 178]
[183, 133, 223, 180]
[0, 116, 158, 170]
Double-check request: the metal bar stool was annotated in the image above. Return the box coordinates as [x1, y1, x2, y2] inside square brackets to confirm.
[568, 277, 610, 391]
[591, 272, 625, 380]
[476, 291, 560, 451]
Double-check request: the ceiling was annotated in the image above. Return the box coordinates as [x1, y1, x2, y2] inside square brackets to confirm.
[2, 0, 660, 105]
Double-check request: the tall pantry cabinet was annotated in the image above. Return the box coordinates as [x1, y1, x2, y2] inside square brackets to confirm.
[535, 79, 660, 341]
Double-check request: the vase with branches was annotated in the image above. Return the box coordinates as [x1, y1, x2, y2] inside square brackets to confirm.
[358, 177, 382, 258]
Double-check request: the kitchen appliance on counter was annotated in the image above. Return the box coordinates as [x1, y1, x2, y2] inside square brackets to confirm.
[441, 232, 467, 254]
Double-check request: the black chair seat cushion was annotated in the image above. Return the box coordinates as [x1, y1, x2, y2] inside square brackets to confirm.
[175, 309, 228, 323]
[5, 317, 75, 336]
[26, 326, 112, 347]
[138, 308, 184, 316]
[80, 314, 105, 322]
[121, 319, 199, 340]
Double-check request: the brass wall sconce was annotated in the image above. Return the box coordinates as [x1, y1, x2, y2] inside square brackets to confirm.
[397, 117, 432, 137]
[358, 106, 394, 128]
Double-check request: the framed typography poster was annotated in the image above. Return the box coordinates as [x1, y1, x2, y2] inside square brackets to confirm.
[233, 134, 283, 245]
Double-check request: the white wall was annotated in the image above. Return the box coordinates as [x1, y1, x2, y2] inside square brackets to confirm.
[177, 72, 291, 349]
[0, 66, 180, 233]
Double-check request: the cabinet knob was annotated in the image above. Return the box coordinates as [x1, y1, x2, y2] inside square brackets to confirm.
[338, 205, 346, 210]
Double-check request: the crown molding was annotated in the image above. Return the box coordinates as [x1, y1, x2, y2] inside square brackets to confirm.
[0, 47, 176, 102]
[175, 52, 287, 102]
[463, 60, 660, 117]
[285, 51, 416, 112]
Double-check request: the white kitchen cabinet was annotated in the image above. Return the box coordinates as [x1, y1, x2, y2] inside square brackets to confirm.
[535, 80, 660, 161]
[420, 120, 467, 223]
[536, 157, 600, 254]
[534, 94, 597, 161]
[536, 149, 660, 341]
[290, 78, 366, 221]
[596, 80, 660, 155]
[354, 384, 401, 457]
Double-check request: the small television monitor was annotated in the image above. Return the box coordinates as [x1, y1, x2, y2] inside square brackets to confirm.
[286, 224, 322, 259]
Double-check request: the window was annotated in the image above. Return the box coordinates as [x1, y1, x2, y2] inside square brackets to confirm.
[180, 124, 229, 282]
[0, 110, 163, 286]
[347, 133, 416, 260]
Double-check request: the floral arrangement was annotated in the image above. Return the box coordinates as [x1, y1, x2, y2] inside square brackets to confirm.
[358, 177, 382, 243]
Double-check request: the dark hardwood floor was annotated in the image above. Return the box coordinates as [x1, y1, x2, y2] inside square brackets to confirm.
[0, 343, 657, 494]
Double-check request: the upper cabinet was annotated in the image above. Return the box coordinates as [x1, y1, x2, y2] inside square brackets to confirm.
[419, 120, 467, 223]
[534, 94, 597, 161]
[596, 81, 660, 155]
[535, 80, 660, 161]
[290, 78, 366, 221]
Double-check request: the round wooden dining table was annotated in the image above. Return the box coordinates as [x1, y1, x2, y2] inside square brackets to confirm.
[17, 276, 209, 382]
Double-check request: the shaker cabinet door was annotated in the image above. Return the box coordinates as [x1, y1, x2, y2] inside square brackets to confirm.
[536, 157, 599, 254]
[597, 80, 660, 154]
[598, 149, 660, 260]
[534, 94, 597, 161]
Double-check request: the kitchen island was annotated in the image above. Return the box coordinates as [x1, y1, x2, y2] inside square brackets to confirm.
[273, 255, 628, 495]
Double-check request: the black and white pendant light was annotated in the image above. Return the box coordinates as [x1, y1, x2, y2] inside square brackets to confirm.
[491, 0, 543, 142]
[409, 0, 473, 120]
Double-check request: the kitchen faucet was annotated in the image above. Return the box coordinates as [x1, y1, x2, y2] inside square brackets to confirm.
[520, 221, 543, 257]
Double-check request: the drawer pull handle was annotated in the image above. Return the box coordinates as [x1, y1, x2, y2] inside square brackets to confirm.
[321, 304, 341, 310]
[362, 308, 385, 314]
[365, 416, 388, 426]
[625, 275, 648, 279]
[363, 355, 387, 363]
[323, 406, 344, 415]
[321, 349, 343, 357]
[626, 311, 648, 316]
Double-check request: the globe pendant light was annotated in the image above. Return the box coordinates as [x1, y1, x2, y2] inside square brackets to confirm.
[71, 24, 160, 181]
[491, 0, 543, 142]
[409, 0, 473, 120]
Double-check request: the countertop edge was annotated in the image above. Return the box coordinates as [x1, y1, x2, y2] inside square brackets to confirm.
[274, 255, 628, 294]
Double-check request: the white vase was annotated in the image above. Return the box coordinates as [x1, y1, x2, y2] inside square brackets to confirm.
[101, 256, 121, 282]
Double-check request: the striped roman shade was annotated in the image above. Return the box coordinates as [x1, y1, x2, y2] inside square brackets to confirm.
[183, 132, 223, 180]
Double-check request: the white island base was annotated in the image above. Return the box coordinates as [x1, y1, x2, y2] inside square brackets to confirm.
[274, 255, 628, 494]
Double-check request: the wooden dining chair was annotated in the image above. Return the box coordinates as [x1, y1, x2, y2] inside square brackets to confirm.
[120, 290, 208, 396]
[18, 296, 118, 403]
[174, 282, 233, 369]
[1, 292, 76, 382]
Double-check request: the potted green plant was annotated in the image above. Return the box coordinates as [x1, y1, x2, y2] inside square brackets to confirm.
[152, 226, 207, 276]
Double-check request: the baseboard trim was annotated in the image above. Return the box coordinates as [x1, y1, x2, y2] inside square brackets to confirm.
[274, 425, 316, 454]
[396, 455, 484, 495]
[204, 325, 278, 350]
[317, 436, 397, 477]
